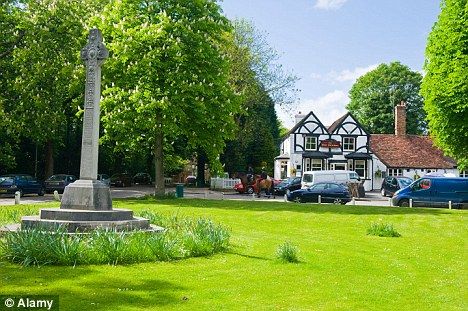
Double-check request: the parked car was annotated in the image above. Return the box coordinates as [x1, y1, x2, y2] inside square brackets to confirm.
[133, 173, 152, 185]
[0, 174, 44, 197]
[234, 182, 256, 194]
[110, 173, 133, 187]
[97, 174, 110, 186]
[392, 177, 468, 208]
[44, 174, 77, 194]
[273, 177, 302, 195]
[381, 176, 413, 197]
[286, 182, 351, 204]
[301, 170, 360, 188]
[185, 175, 196, 186]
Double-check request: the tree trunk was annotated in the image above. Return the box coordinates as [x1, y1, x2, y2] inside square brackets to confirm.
[196, 149, 207, 187]
[154, 114, 165, 196]
[44, 140, 54, 178]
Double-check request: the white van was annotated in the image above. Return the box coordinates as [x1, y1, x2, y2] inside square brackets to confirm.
[301, 170, 360, 188]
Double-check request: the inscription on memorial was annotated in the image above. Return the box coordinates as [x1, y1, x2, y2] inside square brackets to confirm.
[79, 29, 108, 179]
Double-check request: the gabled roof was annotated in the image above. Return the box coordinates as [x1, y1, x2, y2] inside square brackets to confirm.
[370, 134, 456, 169]
[327, 112, 370, 136]
[283, 111, 328, 139]
[327, 113, 349, 134]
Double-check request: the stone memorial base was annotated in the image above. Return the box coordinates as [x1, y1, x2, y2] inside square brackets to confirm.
[15, 180, 158, 233]
[60, 179, 112, 210]
[21, 208, 154, 232]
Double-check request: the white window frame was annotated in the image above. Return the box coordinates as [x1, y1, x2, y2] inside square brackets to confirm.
[355, 160, 367, 178]
[343, 137, 355, 152]
[387, 168, 403, 177]
[460, 170, 468, 177]
[305, 136, 317, 151]
[304, 158, 323, 171]
[311, 159, 322, 171]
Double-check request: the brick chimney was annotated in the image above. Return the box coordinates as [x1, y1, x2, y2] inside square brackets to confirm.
[295, 112, 305, 125]
[394, 101, 406, 136]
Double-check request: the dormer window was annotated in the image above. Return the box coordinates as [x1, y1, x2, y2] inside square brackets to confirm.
[305, 136, 317, 150]
[343, 137, 355, 152]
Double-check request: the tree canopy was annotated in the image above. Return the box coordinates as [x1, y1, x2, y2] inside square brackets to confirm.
[347, 62, 426, 135]
[421, 0, 468, 170]
[94, 0, 240, 193]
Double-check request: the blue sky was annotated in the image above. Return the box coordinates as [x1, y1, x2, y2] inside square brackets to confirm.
[220, 0, 441, 128]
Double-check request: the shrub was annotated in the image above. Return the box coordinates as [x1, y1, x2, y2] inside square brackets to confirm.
[367, 222, 401, 237]
[0, 214, 230, 266]
[0, 226, 83, 266]
[146, 232, 178, 261]
[181, 218, 231, 257]
[276, 241, 299, 263]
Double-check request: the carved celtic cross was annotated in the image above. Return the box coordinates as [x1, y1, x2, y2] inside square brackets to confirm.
[79, 29, 108, 180]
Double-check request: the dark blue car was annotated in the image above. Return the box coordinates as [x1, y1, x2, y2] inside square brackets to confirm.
[0, 174, 45, 197]
[286, 182, 351, 204]
[273, 177, 302, 195]
[392, 177, 468, 208]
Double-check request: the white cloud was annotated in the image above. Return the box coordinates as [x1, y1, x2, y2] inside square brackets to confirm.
[327, 64, 378, 83]
[277, 90, 350, 129]
[309, 72, 322, 79]
[314, 0, 348, 10]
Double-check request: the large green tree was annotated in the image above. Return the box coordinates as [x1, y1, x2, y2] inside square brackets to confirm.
[95, 0, 240, 194]
[4, 0, 105, 177]
[222, 20, 296, 175]
[347, 62, 426, 135]
[421, 0, 468, 170]
[0, 0, 24, 172]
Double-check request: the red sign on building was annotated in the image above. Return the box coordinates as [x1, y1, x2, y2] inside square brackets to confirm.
[320, 139, 341, 148]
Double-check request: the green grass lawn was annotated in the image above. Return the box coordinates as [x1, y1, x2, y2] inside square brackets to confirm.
[0, 199, 466, 310]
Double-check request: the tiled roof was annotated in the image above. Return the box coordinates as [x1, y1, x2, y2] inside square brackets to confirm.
[369, 134, 456, 169]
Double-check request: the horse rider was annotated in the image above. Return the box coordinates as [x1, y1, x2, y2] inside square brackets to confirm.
[258, 167, 268, 185]
[247, 165, 254, 183]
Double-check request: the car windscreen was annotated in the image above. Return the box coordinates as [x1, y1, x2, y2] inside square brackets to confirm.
[47, 175, 67, 181]
[0, 177, 14, 185]
[397, 178, 413, 188]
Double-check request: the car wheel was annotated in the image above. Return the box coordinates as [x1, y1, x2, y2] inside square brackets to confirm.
[399, 199, 409, 207]
[381, 188, 386, 197]
[246, 186, 254, 195]
[294, 196, 302, 203]
[333, 198, 342, 205]
[38, 187, 45, 196]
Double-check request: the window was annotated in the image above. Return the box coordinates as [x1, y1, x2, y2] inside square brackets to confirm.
[304, 158, 322, 171]
[459, 170, 467, 177]
[343, 137, 355, 152]
[414, 178, 431, 191]
[387, 168, 403, 177]
[305, 136, 317, 150]
[355, 160, 367, 178]
[312, 159, 322, 171]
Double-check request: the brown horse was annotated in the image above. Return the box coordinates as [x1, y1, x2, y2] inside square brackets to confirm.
[254, 175, 274, 198]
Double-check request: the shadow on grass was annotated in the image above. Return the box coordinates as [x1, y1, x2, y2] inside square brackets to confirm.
[227, 251, 270, 261]
[0, 263, 187, 310]
[119, 197, 457, 216]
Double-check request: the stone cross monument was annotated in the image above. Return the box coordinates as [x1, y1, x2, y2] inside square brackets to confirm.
[20, 29, 153, 232]
[79, 28, 108, 180]
[59, 28, 112, 211]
